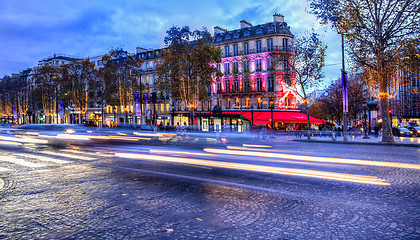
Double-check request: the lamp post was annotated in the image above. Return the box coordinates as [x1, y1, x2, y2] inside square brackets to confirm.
[251, 105, 254, 128]
[362, 102, 369, 139]
[330, 15, 348, 142]
[270, 104, 274, 129]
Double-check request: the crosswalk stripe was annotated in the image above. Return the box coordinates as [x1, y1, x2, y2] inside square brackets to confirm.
[13, 153, 69, 164]
[39, 151, 96, 160]
[0, 156, 45, 168]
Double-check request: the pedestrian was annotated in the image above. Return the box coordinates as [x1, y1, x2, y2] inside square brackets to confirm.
[374, 125, 379, 137]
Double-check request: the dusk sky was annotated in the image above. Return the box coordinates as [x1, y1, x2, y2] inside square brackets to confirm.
[0, 0, 342, 85]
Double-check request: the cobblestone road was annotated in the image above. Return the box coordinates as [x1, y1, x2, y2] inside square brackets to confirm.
[0, 141, 419, 239]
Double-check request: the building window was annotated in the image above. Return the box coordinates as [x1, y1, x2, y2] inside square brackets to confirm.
[285, 97, 290, 107]
[256, 59, 262, 72]
[256, 77, 262, 92]
[244, 42, 249, 54]
[153, 75, 157, 84]
[283, 38, 288, 51]
[234, 78, 239, 92]
[267, 38, 273, 51]
[208, 101, 212, 111]
[218, 98, 222, 107]
[225, 80, 230, 93]
[243, 60, 249, 72]
[245, 98, 250, 107]
[235, 98, 239, 108]
[225, 45, 230, 57]
[217, 81, 222, 94]
[256, 40, 262, 53]
[269, 97, 274, 108]
[257, 97, 263, 109]
[226, 98, 231, 109]
[268, 75, 275, 92]
[224, 62, 230, 74]
[233, 44, 238, 56]
[243, 79, 250, 92]
[217, 63, 221, 72]
[233, 61, 239, 74]
[267, 57, 272, 70]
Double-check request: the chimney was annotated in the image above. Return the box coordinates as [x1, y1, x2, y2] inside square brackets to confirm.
[214, 26, 227, 34]
[273, 12, 284, 22]
[240, 20, 252, 29]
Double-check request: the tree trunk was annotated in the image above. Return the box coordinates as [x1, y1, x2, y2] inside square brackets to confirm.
[306, 103, 311, 140]
[380, 95, 394, 143]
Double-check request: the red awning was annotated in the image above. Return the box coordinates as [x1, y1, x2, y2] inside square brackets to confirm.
[222, 111, 326, 124]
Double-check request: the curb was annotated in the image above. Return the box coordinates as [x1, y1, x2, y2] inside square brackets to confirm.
[293, 139, 420, 148]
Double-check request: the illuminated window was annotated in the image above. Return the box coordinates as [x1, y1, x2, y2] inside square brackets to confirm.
[245, 98, 250, 107]
[226, 98, 231, 109]
[285, 98, 290, 107]
[256, 59, 262, 71]
[256, 78, 263, 92]
[235, 98, 239, 107]
[257, 97, 263, 109]
[218, 98, 222, 107]
[160, 103, 164, 113]
[225, 80, 230, 93]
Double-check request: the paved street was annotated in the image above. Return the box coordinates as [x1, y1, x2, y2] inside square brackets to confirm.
[1, 131, 419, 239]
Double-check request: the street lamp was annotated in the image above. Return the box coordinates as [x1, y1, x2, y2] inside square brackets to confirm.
[330, 15, 348, 142]
[251, 105, 254, 128]
[270, 104, 274, 129]
[362, 102, 369, 139]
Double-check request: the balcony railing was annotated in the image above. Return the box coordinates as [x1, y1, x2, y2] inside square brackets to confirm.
[222, 46, 296, 58]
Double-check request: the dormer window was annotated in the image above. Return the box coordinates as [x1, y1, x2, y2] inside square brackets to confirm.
[256, 25, 264, 35]
[244, 28, 251, 37]
[268, 23, 275, 33]
[233, 30, 240, 39]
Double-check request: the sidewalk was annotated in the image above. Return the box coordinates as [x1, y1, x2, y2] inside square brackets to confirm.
[293, 134, 420, 147]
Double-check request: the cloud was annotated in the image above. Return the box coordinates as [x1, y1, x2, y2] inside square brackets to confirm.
[0, 0, 341, 84]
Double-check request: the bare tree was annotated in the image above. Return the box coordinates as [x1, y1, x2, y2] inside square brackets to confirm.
[309, 0, 420, 142]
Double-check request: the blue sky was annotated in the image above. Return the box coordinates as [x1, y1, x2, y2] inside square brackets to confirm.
[0, 0, 342, 85]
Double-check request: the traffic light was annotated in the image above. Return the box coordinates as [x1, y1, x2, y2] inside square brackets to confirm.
[388, 109, 392, 114]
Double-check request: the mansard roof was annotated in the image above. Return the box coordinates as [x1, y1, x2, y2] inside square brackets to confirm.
[214, 21, 293, 44]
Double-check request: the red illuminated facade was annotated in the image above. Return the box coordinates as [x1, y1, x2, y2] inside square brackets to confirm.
[211, 13, 299, 112]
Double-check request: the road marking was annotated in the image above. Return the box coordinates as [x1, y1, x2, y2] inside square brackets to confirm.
[13, 153, 70, 164]
[39, 151, 96, 160]
[0, 156, 45, 168]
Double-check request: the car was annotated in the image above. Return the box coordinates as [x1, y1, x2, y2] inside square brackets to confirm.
[392, 127, 412, 137]
[407, 126, 420, 137]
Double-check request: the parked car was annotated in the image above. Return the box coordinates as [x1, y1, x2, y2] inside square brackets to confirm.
[392, 127, 412, 137]
[407, 126, 420, 137]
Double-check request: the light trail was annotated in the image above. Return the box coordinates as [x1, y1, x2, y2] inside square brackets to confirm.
[39, 151, 96, 160]
[242, 144, 272, 148]
[206, 148, 420, 170]
[115, 152, 390, 185]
